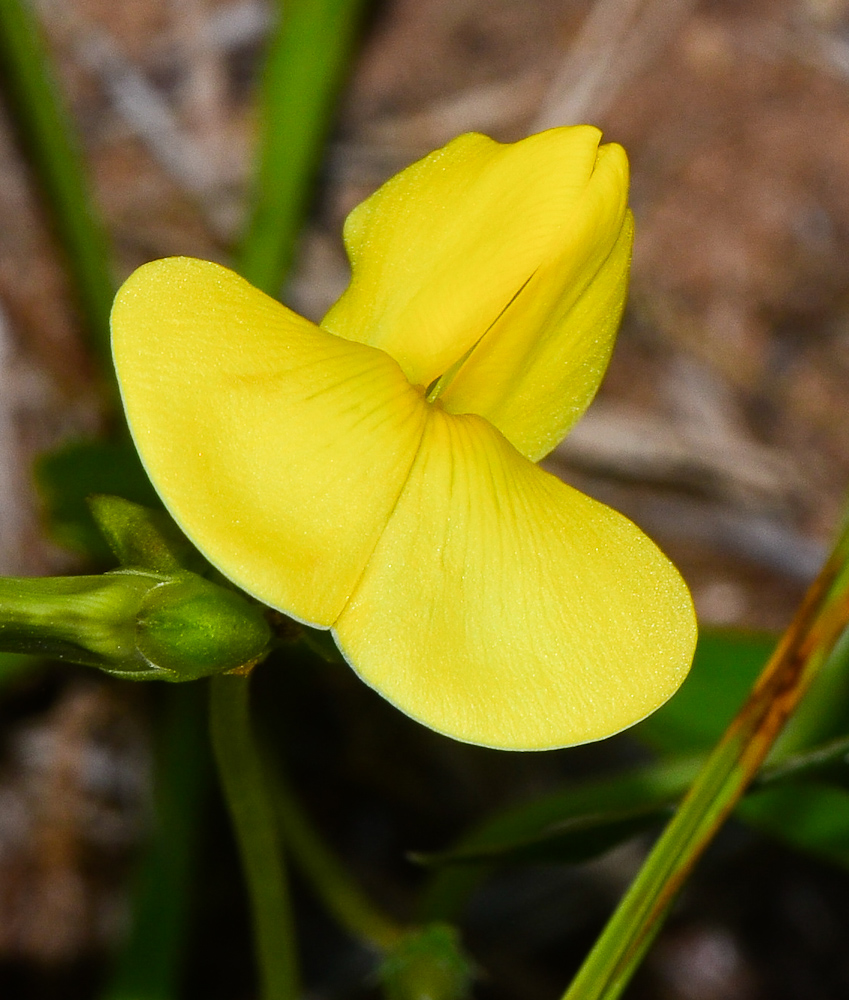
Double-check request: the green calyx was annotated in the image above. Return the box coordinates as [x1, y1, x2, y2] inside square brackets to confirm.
[0, 495, 273, 681]
[0, 570, 272, 681]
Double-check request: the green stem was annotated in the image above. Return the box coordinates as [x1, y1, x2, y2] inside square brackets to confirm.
[0, 0, 115, 369]
[270, 758, 404, 952]
[563, 519, 849, 1000]
[0, 574, 153, 668]
[237, 0, 368, 294]
[209, 673, 299, 1000]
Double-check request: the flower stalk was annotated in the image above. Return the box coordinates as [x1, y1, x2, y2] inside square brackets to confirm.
[209, 673, 299, 1000]
[270, 759, 404, 952]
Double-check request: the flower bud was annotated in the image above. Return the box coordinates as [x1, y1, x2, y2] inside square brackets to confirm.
[135, 573, 272, 680]
[0, 571, 272, 681]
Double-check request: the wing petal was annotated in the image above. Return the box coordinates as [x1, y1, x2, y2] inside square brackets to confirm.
[112, 257, 427, 626]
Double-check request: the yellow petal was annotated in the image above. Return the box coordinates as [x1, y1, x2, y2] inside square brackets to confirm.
[334, 407, 696, 750]
[440, 152, 633, 461]
[111, 257, 428, 626]
[322, 127, 624, 411]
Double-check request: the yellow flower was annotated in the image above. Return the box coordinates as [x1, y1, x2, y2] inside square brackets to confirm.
[111, 126, 696, 750]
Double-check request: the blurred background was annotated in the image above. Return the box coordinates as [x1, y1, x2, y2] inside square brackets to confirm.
[2, 0, 849, 997]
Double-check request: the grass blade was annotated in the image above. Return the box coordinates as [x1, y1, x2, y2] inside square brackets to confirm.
[238, 0, 369, 295]
[562, 518, 849, 1000]
[0, 0, 115, 368]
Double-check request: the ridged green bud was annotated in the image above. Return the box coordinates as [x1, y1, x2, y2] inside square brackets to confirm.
[135, 573, 272, 680]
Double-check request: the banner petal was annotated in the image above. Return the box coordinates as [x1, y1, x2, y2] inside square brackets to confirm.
[322, 127, 624, 408]
[441, 154, 632, 461]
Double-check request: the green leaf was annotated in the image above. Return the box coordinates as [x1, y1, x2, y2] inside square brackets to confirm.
[771, 627, 849, 757]
[35, 439, 159, 559]
[635, 628, 774, 754]
[421, 626, 849, 924]
[740, 781, 849, 870]
[561, 520, 849, 1000]
[414, 804, 672, 868]
[420, 630, 774, 923]
[0, 651, 40, 684]
[418, 736, 849, 883]
[754, 734, 849, 789]
[418, 757, 701, 921]
[636, 626, 849, 760]
[637, 628, 849, 881]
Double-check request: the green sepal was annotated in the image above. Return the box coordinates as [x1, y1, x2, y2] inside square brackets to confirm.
[35, 439, 160, 559]
[88, 493, 205, 574]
